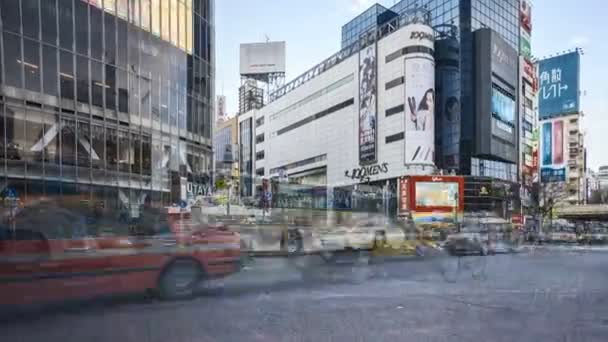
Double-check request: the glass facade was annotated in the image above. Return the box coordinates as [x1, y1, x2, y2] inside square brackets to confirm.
[0, 0, 214, 212]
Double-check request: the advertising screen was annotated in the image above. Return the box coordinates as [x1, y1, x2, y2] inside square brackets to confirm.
[404, 56, 435, 165]
[540, 119, 567, 182]
[358, 42, 378, 164]
[491, 86, 515, 124]
[539, 52, 580, 119]
[415, 182, 459, 208]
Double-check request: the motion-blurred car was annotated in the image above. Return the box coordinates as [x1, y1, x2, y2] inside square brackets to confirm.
[444, 232, 489, 256]
[546, 227, 578, 244]
[578, 227, 608, 245]
[0, 203, 241, 308]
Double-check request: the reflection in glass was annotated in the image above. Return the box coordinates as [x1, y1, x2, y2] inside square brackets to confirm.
[151, 0, 161, 36]
[1, 2, 19, 33]
[76, 1, 90, 56]
[117, 19, 128, 69]
[43, 113, 60, 178]
[105, 13, 117, 64]
[141, 0, 151, 30]
[60, 118, 77, 180]
[23, 39, 41, 92]
[60, 51, 74, 100]
[58, 0, 73, 50]
[142, 135, 152, 176]
[161, 0, 170, 40]
[91, 124, 105, 171]
[91, 61, 104, 108]
[3, 32, 23, 88]
[22, 0, 40, 40]
[41, 0, 58, 44]
[77, 121, 92, 177]
[105, 65, 117, 111]
[91, 6, 104, 60]
[43, 45, 58, 97]
[141, 76, 151, 119]
[118, 130, 131, 173]
[77, 56, 90, 103]
[118, 72, 129, 114]
[24, 110, 44, 178]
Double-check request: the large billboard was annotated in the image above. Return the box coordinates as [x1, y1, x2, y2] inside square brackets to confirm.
[398, 175, 464, 225]
[404, 56, 435, 165]
[538, 52, 580, 119]
[239, 41, 286, 76]
[540, 119, 567, 182]
[358, 42, 378, 165]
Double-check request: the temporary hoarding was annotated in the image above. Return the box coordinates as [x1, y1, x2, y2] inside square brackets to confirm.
[358, 42, 378, 165]
[404, 56, 435, 165]
[539, 52, 580, 119]
[540, 119, 567, 182]
[239, 41, 286, 76]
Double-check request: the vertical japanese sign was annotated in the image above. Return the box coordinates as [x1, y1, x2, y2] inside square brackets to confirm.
[520, 0, 532, 33]
[405, 56, 435, 165]
[538, 52, 580, 119]
[520, 33, 531, 60]
[358, 42, 378, 165]
[540, 119, 567, 182]
[399, 177, 409, 215]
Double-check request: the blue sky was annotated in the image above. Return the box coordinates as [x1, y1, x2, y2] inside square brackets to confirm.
[215, 0, 608, 170]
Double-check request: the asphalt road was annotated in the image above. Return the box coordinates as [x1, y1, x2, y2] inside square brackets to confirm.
[4, 248, 608, 342]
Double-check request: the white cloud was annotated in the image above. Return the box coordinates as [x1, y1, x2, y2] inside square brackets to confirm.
[568, 35, 591, 48]
[350, 0, 374, 12]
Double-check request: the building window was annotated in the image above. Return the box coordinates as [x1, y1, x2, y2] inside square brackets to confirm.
[42, 45, 58, 97]
[256, 116, 265, 127]
[256, 168, 264, 177]
[104, 12, 116, 64]
[90, 6, 103, 60]
[3, 32, 22, 88]
[75, 1, 89, 56]
[256, 134, 264, 144]
[58, 0, 74, 50]
[22, 0, 40, 40]
[60, 51, 74, 100]
[76, 56, 90, 103]
[0, 0, 21, 34]
[255, 151, 265, 160]
[23, 39, 41, 92]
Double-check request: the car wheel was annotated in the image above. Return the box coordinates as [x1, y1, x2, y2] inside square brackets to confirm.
[158, 258, 203, 300]
[282, 229, 303, 255]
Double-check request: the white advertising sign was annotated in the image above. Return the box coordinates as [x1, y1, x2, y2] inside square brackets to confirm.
[405, 56, 435, 165]
[239, 41, 286, 76]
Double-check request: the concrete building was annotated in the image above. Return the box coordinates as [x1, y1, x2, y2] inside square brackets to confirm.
[0, 0, 215, 211]
[214, 116, 239, 197]
[238, 79, 264, 115]
[239, 11, 437, 216]
[597, 166, 608, 190]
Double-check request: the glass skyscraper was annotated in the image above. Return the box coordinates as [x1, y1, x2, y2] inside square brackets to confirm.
[0, 0, 214, 213]
[342, 0, 519, 175]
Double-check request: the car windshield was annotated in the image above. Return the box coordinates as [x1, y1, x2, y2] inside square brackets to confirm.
[2, 0, 608, 341]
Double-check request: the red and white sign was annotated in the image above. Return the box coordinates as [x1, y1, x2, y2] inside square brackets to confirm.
[520, 0, 532, 33]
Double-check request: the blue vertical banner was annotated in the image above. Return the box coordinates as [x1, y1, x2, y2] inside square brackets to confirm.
[542, 122, 552, 166]
[538, 51, 580, 119]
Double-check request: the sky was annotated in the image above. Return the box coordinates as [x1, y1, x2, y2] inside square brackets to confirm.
[215, 0, 608, 170]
